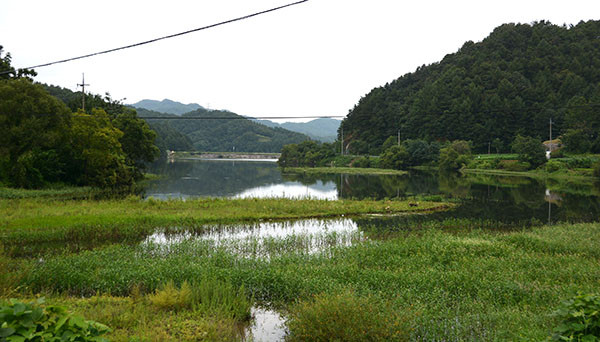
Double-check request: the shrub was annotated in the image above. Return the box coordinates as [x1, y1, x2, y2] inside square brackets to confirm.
[545, 160, 567, 173]
[552, 293, 600, 341]
[439, 140, 472, 171]
[511, 135, 547, 167]
[0, 298, 110, 341]
[286, 290, 410, 342]
[351, 156, 372, 168]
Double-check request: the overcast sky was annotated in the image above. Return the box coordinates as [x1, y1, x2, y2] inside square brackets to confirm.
[1, 0, 600, 121]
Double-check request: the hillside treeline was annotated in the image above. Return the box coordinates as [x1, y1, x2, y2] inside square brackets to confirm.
[340, 20, 600, 153]
[137, 109, 310, 153]
[0, 47, 158, 189]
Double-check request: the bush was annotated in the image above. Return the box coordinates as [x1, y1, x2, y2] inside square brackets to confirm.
[438, 140, 472, 171]
[0, 298, 110, 341]
[511, 135, 547, 167]
[545, 160, 567, 173]
[286, 290, 410, 342]
[552, 293, 600, 341]
[351, 156, 372, 168]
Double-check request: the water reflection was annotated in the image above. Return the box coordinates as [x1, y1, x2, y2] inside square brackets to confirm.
[144, 219, 363, 258]
[146, 159, 600, 226]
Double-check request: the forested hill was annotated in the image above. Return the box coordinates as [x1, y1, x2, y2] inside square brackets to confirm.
[252, 118, 340, 142]
[137, 108, 310, 152]
[341, 20, 600, 153]
[131, 99, 203, 115]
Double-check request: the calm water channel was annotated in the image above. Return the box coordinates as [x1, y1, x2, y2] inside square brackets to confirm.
[144, 159, 600, 341]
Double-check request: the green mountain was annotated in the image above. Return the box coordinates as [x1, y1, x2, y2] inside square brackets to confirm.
[137, 108, 310, 152]
[340, 20, 600, 153]
[131, 99, 203, 115]
[253, 118, 340, 142]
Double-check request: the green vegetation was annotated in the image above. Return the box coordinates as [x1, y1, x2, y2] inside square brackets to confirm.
[286, 290, 410, 341]
[283, 167, 406, 175]
[148, 279, 251, 321]
[551, 293, 600, 341]
[340, 20, 600, 154]
[439, 140, 472, 170]
[512, 135, 547, 168]
[3, 217, 600, 340]
[0, 49, 159, 190]
[136, 107, 310, 153]
[467, 153, 600, 178]
[0, 298, 110, 342]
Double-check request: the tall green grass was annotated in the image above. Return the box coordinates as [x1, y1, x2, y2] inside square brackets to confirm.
[9, 222, 600, 340]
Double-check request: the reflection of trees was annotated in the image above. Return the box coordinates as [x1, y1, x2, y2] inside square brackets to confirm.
[145, 160, 283, 197]
[437, 172, 471, 198]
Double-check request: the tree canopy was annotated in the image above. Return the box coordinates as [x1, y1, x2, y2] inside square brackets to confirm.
[0, 48, 159, 189]
[340, 20, 600, 153]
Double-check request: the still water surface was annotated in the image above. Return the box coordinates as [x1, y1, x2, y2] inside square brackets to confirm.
[146, 159, 600, 226]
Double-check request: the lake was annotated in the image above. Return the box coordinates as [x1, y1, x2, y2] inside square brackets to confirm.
[146, 159, 600, 227]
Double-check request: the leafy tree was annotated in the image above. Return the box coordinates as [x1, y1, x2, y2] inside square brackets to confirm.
[379, 145, 409, 170]
[0, 45, 36, 80]
[511, 135, 547, 167]
[404, 139, 439, 166]
[113, 110, 160, 179]
[0, 79, 71, 187]
[381, 136, 397, 152]
[439, 140, 472, 171]
[69, 109, 133, 188]
[561, 128, 592, 154]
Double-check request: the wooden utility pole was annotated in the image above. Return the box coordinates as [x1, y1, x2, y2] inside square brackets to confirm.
[397, 129, 400, 146]
[549, 118, 553, 142]
[77, 73, 89, 112]
[340, 127, 344, 155]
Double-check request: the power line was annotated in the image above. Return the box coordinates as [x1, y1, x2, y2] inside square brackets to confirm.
[0, 0, 308, 75]
[140, 115, 345, 120]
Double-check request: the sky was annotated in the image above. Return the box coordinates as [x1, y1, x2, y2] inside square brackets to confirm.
[2, 0, 600, 121]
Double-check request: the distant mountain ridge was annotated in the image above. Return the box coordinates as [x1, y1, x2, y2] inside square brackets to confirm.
[136, 107, 310, 152]
[252, 118, 340, 142]
[131, 99, 203, 115]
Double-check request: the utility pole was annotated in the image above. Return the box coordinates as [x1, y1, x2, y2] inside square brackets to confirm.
[397, 129, 400, 146]
[340, 127, 344, 155]
[77, 73, 89, 112]
[549, 118, 553, 142]
[488, 141, 491, 155]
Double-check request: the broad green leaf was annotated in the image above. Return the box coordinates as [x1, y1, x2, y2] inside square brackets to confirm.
[0, 327, 16, 337]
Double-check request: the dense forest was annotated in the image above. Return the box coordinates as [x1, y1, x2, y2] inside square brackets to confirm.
[137, 108, 310, 153]
[340, 20, 600, 153]
[0, 47, 159, 189]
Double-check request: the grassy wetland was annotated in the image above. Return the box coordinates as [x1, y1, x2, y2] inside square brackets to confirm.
[2, 164, 600, 341]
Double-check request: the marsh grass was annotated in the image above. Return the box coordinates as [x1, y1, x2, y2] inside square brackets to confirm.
[286, 290, 411, 341]
[41, 294, 243, 342]
[149, 278, 252, 321]
[12, 222, 600, 340]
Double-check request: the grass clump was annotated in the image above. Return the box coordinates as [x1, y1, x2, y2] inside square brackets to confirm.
[148, 280, 193, 311]
[149, 278, 252, 321]
[286, 290, 410, 341]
